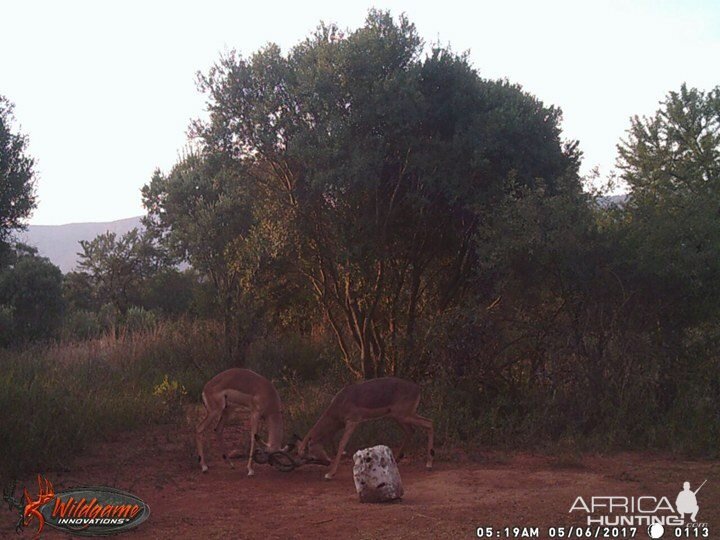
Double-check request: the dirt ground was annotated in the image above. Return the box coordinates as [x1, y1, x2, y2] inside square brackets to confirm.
[3, 423, 718, 539]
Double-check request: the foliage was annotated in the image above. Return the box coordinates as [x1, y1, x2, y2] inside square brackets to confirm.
[98, 302, 120, 334]
[617, 84, 720, 326]
[0, 305, 13, 347]
[153, 374, 188, 419]
[63, 271, 96, 311]
[0, 319, 228, 482]
[149, 10, 582, 378]
[618, 84, 720, 200]
[123, 306, 158, 334]
[0, 96, 36, 249]
[245, 333, 336, 382]
[0, 246, 64, 344]
[76, 228, 172, 312]
[142, 152, 265, 360]
[141, 268, 196, 315]
[60, 309, 103, 341]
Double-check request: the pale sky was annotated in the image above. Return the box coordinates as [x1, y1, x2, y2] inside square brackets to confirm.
[2, 0, 718, 225]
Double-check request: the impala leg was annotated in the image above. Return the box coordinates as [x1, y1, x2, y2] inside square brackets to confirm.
[196, 409, 222, 473]
[215, 412, 233, 469]
[393, 419, 415, 460]
[325, 421, 358, 480]
[247, 411, 261, 477]
[404, 414, 434, 469]
[254, 433, 270, 449]
[312, 443, 331, 463]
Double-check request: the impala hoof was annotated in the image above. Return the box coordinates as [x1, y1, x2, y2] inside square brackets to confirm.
[247, 469, 255, 477]
[323, 473, 334, 480]
[425, 463, 433, 470]
[201, 465, 209, 473]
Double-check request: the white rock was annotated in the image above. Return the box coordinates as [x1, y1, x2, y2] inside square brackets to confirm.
[352, 445, 404, 503]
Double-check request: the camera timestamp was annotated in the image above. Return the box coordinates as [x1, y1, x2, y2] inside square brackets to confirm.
[476, 526, 540, 538]
[476, 526, 648, 538]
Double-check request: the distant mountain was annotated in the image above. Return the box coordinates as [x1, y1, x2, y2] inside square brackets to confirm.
[597, 194, 628, 207]
[15, 216, 144, 273]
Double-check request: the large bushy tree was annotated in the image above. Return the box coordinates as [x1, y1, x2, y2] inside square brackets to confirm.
[0, 96, 36, 252]
[142, 151, 269, 359]
[147, 11, 582, 378]
[617, 84, 720, 324]
[0, 245, 64, 344]
[75, 228, 172, 312]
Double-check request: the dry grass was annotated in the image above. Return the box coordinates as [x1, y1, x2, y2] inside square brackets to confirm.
[0, 319, 228, 483]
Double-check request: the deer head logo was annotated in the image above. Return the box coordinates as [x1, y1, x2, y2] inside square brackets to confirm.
[22, 475, 55, 538]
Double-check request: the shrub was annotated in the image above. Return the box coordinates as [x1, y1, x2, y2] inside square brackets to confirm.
[123, 306, 158, 334]
[61, 309, 102, 341]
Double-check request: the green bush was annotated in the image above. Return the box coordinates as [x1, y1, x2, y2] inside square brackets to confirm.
[98, 303, 119, 334]
[61, 309, 102, 341]
[246, 333, 334, 381]
[123, 306, 158, 334]
[0, 304, 13, 347]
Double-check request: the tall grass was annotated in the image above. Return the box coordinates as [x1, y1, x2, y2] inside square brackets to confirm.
[0, 319, 227, 483]
[3, 318, 717, 486]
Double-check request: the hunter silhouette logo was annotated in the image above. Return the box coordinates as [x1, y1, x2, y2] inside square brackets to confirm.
[676, 479, 705, 522]
[3, 475, 150, 538]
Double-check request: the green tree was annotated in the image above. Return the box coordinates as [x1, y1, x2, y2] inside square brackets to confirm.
[0, 96, 37, 252]
[613, 84, 720, 424]
[0, 245, 64, 344]
[76, 228, 171, 312]
[141, 268, 196, 316]
[188, 11, 581, 378]
[143, 152, 274, 360]
[617, 84, 720, 324]
[618, 84, 720, 200]
[63, 270, 96, 311]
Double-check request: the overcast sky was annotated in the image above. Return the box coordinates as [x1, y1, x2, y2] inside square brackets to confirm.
[2, 0, 719, 225]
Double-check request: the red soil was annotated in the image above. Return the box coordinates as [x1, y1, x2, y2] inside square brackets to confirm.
[3, 423, 718, 539]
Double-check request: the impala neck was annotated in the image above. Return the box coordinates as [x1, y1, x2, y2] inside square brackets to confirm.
[265, 412, 284, 452]
[306, 411, 342, 447]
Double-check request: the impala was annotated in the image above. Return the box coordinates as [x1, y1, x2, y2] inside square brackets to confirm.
[195, 368, 284, 476]
[297, 377, 434, 479]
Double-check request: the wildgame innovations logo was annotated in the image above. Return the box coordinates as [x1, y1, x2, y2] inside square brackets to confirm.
[3, 475, 150, 537]
[569, 480, 708, 528]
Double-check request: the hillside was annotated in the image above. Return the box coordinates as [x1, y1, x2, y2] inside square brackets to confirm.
[16, 216, 144, 273]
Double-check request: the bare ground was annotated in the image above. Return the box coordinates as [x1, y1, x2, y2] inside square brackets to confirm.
[3, 423, 718, 539]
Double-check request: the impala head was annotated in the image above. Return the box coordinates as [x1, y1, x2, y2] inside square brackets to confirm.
[264, 411, 285, 452]
[298, 414, 343, 458]
[284, 433, 302, 453]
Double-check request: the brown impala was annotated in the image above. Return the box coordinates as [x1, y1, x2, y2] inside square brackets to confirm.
[195, 368, 284, 476]
[297, 377, 434, 479]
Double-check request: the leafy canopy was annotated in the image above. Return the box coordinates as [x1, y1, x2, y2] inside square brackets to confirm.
[0, 96, 37, 250]
[617, 84, 720, 322]
[147, 10, 583, 376]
